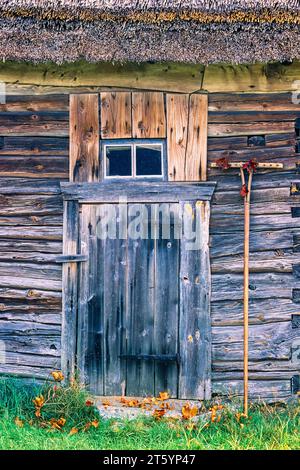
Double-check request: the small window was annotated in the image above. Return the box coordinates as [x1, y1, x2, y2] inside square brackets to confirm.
[104, 141, 163, 179]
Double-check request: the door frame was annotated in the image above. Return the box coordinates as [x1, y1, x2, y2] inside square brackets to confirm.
[60, 181, 216, 399]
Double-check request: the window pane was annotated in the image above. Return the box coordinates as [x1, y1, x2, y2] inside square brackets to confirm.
[106, 146, 132, 177]
[136, 145, 162, 176]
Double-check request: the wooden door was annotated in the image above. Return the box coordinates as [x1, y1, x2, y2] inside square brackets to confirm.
[61, 182, 215, 399]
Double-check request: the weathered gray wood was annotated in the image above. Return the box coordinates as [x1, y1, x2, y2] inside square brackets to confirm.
[0, 194, 63, 215]
[0, 226, 62, 241]
[0, 276, 61, 291]
[0, 136, 68, 155]
[0, 155, 68, 179]
[154, 204, 180, 397]
[212, 379, 292, 400]
[212, 322, 295, 361]
[179, 201, 211, 399]
[211, 298, 299, 326]
[61, 200, 79, 382]
[0, 178, 63, 195]
[0, 262, 61, 281]
[211, 249, 300, 274]
[61, 182, 216, 203]
[55, 254, 88, 263]
[126, 205, 155, 396]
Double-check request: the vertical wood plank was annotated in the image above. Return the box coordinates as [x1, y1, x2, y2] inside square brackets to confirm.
[61, 200, 79, 382]
[103, 204, 128, 395]
[132, 92, 166, 138]
[154, 204, 180, 397]
[179, 200, 211, 399]
[185, 94, 208, 182]
[100, 92, 132, 139]
[167, 94, 189, 181]
[69, 94, 100, 182]
[126, 204, 155, 396]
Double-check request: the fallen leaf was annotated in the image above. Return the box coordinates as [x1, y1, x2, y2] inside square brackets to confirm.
[14, 417, 24, 428]
[182, 403, 198, 420]
[69, 427, 79, 436]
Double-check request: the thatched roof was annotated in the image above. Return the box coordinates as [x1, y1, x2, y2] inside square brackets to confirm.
[0, 1, 299, 64]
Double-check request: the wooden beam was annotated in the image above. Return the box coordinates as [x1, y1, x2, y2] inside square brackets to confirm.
[69, 94, 100, 182]
[0, 61, 203, 94]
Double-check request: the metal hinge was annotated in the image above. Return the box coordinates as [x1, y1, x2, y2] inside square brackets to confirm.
[291, 375, 300, 395]
[55, 254, 88, 263]
[119, 353, 180, 364]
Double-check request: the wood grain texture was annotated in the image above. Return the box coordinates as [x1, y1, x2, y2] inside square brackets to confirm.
[132, 92, 166, 138]
[185, 94, 208, 181]
[167, 94, 189, 181]
[69, 94, 99, 182]
[101, 92, 132, 139]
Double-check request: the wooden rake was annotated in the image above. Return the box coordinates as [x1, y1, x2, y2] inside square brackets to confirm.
[210, 161, 283, 416]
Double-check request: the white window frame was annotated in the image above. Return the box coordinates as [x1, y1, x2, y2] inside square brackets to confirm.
[103, 141, 164, 180]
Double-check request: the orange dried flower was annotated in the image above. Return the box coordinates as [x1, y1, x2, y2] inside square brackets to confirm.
[51, 371, 64, 382]
[182, 403, 198, 420]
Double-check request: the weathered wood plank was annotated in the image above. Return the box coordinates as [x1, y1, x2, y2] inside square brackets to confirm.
[179, 201, 211, 399]
[0, 62, 203, 93]
[185, 94, 208, 182]
[0, 194, 63, 216]
[0, 112, 68, 136]
[69, 94, 100, 182]
[0, 95, 69, 113]
[61, 200, 79, 381]
[61, 181, 216, 203]
[208, 92, 300, 112]
[211, 298, 299, 326]
[154, 204, 179, 397]
[211, 249, 300, 274]
[212, 272, 297, 301]
[101, 92, 132, 139]
[0, 136, 68, 155]
[212, 380, 291, 399]
[210, 230, 293, 258]
[2, 335, 61, 357]
[0, 226, 61, 241]
[0, 155, 68, 178]
[0, 178, 63, 195]
[208, 121, 295, 137]
[212, 322, 295, 361]
[132, 92, 166, 138]
[167, 94, 188, 181]
[0, 239, 62, 255]
[0, 276, 61, 292]
[0, 262, 61, 281]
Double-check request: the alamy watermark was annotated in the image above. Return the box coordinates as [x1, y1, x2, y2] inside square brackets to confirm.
[0, 340, 6, 364]
[94, 197, 204, 251]
[0, 82, 5, 104]
[292, 80, 300, 104]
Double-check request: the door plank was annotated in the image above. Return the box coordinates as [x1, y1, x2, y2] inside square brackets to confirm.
[185, 94, 208, 182]
[179, 200, 211, 399]
[126, 204, 155, 396]
[167, 94, 189, 182]
[154, 204, 180, 397]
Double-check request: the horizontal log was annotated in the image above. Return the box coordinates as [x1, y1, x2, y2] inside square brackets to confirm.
[208, 92, 299, 112]
[0, 226, 62, 241]
[0, 364, 56, 380]
[0, 194, 63, 216]
[211, 272, 297, 301]
[3, 350, 60, 368]
[0, 251, 59, 263]
[211, 298, 299, 326]
[212, 371, 296, 381]
[0, 335, 61, 356]
[208, 133, 296, 151]
[211, 249, 300, 274]
[210, 212, 300, 234]
[0, 262, 61, 281]
[211, 171, 295, 191]
[0, 155, 68, 178]
[0, 239, 62, 254]
[210, 230, 293, 258]
[0, 287, 61, 303]
[213, 360, 299, 373]
[0, 215, 63, 226]
[0, 112, 68, 137]
[0, 136, 68, 155]
[212, 380, 291, 399]
[0, 178, 63, 194]
[212, 187, 291, 205]
[208, 121, 295, 137]
[209, 111, 299, 123]
[208, 146, 295, 163]
[0, 320, 60, 336]
[0, 276, 61, 292]
[0, 95, 69, 113]
[212, 322, 294, 361]
[0, 61, 203, 94]
[0, 312, 61, 324]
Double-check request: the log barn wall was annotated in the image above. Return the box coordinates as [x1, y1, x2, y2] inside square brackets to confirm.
[0, 86, 299, 400]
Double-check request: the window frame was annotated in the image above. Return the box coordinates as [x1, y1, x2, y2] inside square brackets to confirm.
[101, 139, 167, 181]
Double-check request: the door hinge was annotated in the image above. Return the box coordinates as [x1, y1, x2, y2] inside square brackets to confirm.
[119, 353, 180, 364]
[56, 254, 88, 263]
[291, 375, 300, 395]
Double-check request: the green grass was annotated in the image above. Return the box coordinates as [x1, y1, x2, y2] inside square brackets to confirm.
[0, 377, 299, 450]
